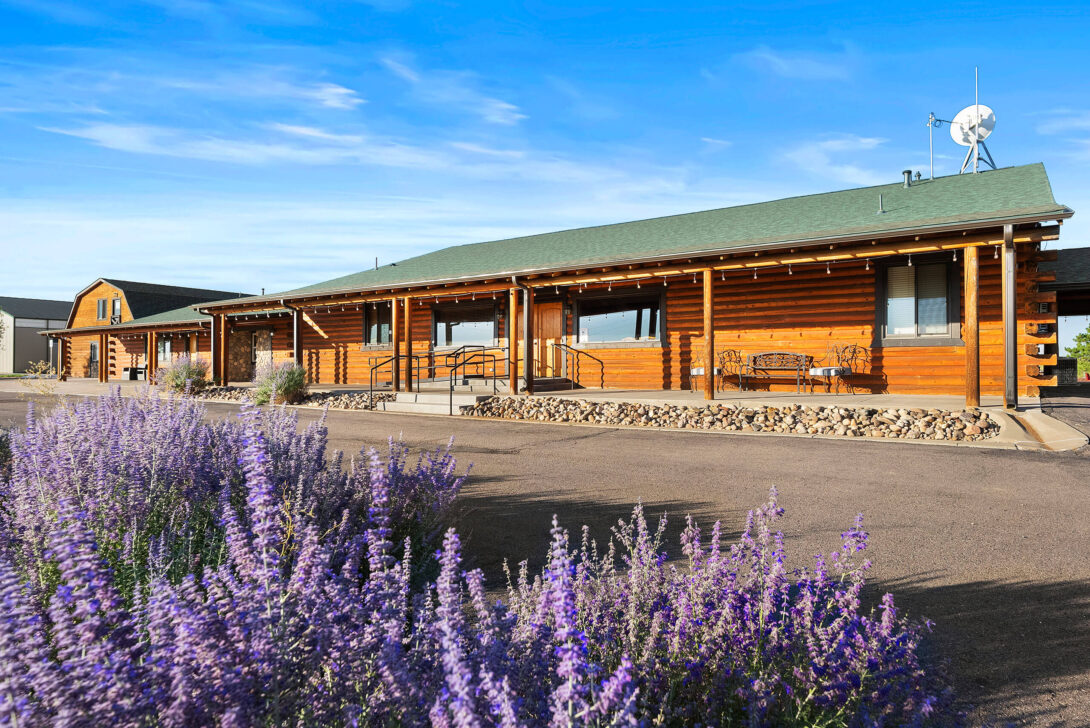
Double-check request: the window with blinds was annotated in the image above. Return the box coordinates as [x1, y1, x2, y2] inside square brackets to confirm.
[884, 264, 949, 338]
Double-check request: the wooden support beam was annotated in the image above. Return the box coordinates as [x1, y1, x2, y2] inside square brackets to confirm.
[1002, 224, 1018, 409]
[148, 331, 158, 382]
[703, 268, 715, 400]
[522, 286, 534, 395]
[508, 288, 519, 393]
[219, 316, 231, 386]
[209, 316, 218, 383]
[390, 297, 401, 393]
[963, 245, 980, 408]
[99, 333, 108, 383]
[403, 296, 413, 392]
[57, 337, 67, 381]
[292, 308, 302, 366]
[526, 227, 1059, 289]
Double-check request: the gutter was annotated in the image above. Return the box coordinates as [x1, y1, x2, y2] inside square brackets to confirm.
[194, 209, 1074, 311]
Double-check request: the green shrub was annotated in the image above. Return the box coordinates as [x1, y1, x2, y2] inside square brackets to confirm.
[156, 355, 210, 394]
[252, 361, 308, 405]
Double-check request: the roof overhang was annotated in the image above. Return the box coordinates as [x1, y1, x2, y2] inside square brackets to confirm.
[196, 210, 1072, 313]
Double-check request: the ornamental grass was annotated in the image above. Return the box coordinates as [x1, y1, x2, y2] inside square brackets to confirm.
[0, 391, 960, 726]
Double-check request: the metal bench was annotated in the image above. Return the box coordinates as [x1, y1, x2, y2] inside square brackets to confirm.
[740, 352, 807, 393]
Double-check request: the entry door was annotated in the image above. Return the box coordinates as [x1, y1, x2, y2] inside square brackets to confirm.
[534, 302, 564, 377]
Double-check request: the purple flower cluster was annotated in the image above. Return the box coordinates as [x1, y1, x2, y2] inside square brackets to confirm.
[0, 389, 465, 601]
[0, 390, 959, 726]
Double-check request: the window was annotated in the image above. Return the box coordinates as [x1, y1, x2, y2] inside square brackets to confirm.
[433, 305, 496, 347]
[111, 298, 122, 321]
[89, 341, 99, 362]
[96, 299, 107, 320]
[878, 261, 960, 345]
[157, 338, 171, 361]
[364, 303, 392, 345]
[576, 297, 660, 343]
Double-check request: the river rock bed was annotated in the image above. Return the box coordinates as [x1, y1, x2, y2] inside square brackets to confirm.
[197, 387, 394, 410]
[462, 396, 1000, 442]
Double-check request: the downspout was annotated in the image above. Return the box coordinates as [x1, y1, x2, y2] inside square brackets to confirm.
[281, 300, 302, 367]
[512, 277, 534, 395]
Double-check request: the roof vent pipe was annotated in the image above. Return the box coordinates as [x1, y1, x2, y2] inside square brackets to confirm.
[902, 169, 912, 188]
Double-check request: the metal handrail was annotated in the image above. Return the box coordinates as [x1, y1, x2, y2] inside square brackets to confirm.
[553, 343, 605, 389]
[368, 353, 425, 409]
[448, 349, 501, 415]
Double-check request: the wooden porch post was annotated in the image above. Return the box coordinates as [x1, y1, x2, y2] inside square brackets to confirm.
[209, 316, 218, 384]
[703, 268, 715, 400]
[148, 331, 158, 381]
[391, 297, 401, 392]
[963, 245, 980, 408]
[508, 288, 519, 393]
[57, 337, 67, 381]
[522, 286, 534, 395]
[1001, 224, 1018, 409]
[292, 308, 302, 366]
[403, 296, 413, 391]
[99, 333, 108, 383]
[218, 315, 231, 386]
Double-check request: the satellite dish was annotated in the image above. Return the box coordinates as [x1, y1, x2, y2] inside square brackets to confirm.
[949, 104, 996, 146]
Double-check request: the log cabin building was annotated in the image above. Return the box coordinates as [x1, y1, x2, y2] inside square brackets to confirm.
[48, 279, 251, 381]
[49, 164, 1076, 407]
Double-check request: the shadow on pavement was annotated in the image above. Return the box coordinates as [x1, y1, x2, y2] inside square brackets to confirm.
[453, 489, 728, 582]
[878, 574, 1090, 724]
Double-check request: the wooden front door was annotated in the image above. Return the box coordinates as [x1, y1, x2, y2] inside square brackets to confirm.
[534, 302, 564, 377]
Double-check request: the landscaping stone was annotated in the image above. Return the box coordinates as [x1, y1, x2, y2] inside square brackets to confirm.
[462, 396, 1000, 442]
[197, 387, 395, 410]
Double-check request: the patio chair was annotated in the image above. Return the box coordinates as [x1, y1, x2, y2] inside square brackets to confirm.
[717, 348, 744, 391]
[808, 343, 867, 394]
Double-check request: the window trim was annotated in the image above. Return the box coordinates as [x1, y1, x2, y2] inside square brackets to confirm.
[874, 256, 963, 348]
[95, 298, 107, 320]
[430, 302, 500, 348]
[572, 291, 666, 345]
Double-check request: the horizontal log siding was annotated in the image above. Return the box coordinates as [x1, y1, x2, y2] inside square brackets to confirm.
[568, 244, 1051, 396]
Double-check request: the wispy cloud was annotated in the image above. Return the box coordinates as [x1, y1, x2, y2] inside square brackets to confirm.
[164, 75, 365, 109]
[379, 55, 527, 125]
[700, 137, 732, 149]
[41, 122, 446, 167]
[735, 45, 855, 81]
[448, 141, 525, 159]
[783, 134, 887, 185]
[1035, 110, 1090, 135]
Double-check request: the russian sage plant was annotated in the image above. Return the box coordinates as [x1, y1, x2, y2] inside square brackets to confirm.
[0, 391, 958, 726]
[155, 355, 210, 393]
[252, 361, 308, 405]
[0, 389, 465, 601]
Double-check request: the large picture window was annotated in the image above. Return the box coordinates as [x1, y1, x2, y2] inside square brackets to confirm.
[877, 261, 960, 346]
[433, 305, 496, 347]
[364, 303, 392, 345]
[576, 297, 660, 343]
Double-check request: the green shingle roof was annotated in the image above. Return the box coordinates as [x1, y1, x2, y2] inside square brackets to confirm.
[1040, 247, 1090, 291]
[206, 164, 1071, 308]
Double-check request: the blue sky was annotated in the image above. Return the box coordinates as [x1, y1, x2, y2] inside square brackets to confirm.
[1, 0, 1088, 348]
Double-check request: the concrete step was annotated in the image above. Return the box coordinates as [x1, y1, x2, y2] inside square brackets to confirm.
[393, 391, 490, 406]
[378, 401, 466, 415]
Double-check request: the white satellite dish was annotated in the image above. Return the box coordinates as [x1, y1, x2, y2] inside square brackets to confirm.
[925, 69, 999, 176]
[950, 104, 995, 146]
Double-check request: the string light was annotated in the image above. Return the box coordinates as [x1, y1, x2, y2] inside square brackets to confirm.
[788, 264, 793, 275]
[753, 269, 757, 280]
[692, 273, 698, 284]
[608, 281, 612, 291]
[994, 245, 999, 259]
[952, 249, 958, 262]
[826, 262, 831, 275]
[637, 280, 641, 289]
[865, 260, 870, 271]
[907, 255, 913, 267]
[720, 270, 725, 281]
[663, 278, 668, 287]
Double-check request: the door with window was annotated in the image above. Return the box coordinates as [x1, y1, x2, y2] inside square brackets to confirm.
[88, 341, 99, 377]
[534, 302, 564, 377]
